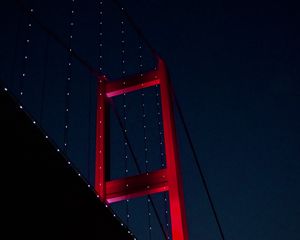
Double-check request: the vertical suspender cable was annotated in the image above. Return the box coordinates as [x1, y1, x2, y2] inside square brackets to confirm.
[120, 12, 131, 227]
[95, 0, 105, 184]
[19, 8, 33, 98]
[139, 43, 152, 240]
[98, 0, 104, 73]
[63, 0, 76, 153]
[110, 0, 157, 56]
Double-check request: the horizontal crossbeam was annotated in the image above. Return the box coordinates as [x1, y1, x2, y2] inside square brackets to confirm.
[106, 168, 168, 203]
[106, 70, 160, 98]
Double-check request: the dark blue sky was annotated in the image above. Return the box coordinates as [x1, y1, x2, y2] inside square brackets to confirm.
[1, 0, 300, 239]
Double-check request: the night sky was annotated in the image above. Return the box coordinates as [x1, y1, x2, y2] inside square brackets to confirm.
[1, 0, 300, 239]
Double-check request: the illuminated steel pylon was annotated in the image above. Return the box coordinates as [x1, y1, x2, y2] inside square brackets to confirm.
[95, 57, 189, 240]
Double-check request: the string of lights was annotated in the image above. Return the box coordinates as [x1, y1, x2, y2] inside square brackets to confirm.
[138, 43, 152, 239]
[19, 8, 34, 98]
[91, 0, 105, 187]
[98, 0, 104, 72]
[63, 0, 76, 154]
[120, 10, 131, 226]
[155, 81, 171, 239]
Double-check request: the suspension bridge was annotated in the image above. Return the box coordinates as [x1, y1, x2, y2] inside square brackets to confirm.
[1, 0, 299, 239]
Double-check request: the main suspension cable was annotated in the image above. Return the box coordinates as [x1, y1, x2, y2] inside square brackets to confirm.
[172, 89, 226, 240]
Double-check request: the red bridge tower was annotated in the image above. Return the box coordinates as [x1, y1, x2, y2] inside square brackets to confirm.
[95, 57, 189, 240]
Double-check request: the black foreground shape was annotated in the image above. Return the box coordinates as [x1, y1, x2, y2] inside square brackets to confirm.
[0, 89, 134, 240]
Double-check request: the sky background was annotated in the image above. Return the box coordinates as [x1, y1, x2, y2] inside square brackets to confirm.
[1, 0, 300, 239]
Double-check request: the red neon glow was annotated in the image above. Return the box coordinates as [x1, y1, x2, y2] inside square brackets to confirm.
[106, 70, 160, 97]
[95, 75, 107, 201]
[106, 169, 168, 203]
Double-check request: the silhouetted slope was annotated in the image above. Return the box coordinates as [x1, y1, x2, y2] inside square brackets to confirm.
[0, 89, 134, 239]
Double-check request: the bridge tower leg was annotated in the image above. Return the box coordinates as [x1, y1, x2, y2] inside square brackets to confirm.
[95, 57, 189, 240]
